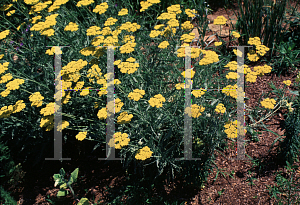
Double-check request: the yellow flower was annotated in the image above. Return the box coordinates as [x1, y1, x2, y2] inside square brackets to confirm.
[181, 21, 194, 30]
[140, 1, 153, 12]
[12, 100, 26, 113]
[184, 104, 205, 118]
[24, 0, 39, 5]
[185, 8, 198, 18]
[135, 146, 153, 160]
[29, 92, 44, 107]
[0, 73, 13, 84]
[6, 10, 16, 16]
[215, 103, 226, 113]
[192, 89, 206, 98]
[247, 52, 259, 62]
[0, 54, 4, 60]
[40, 102, 55, 116]
[75, 131, 87, 141]
[233, 49, 243, 57]
[148, 94, 166, 108]
[213, 16, 227, 25]
[64, 22, 79, 32]
[76, 0, 94, 7]
[117, 111, 133, 124]
[283, 80, 291, 86]
[108, 132, 130, 149]
[128, 89, 145, 101]
[118, 8, 128, 16]
[57, 120, 69, 132]
[231, 31, 240, 38]
[93, 2, 109, 14]
[0, 89, 10, 98]
[158, 41, 169, 49]
[0, 30, 10, 40]
[0, 4, 13, 11]
[248, 37, 261, 46]
[260, 98, 276, 109]
[214, 42, 222, 46]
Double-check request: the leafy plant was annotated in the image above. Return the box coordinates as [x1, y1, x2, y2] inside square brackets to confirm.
[267, 161, 300, 205]
[53, 168, 79, 199]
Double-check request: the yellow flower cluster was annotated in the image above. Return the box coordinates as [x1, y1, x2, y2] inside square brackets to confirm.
[24, 0, 39, 5]
[184, 104, 205, 118]
[117, 58, 139, 74]
[283, 80, 291, 86]
[0, 73, 13, 84]
[185, 8, 198, 18]
[56, 120, 70, 132]
[128, 89, 145, 101]
[148, 94, 166, 108]
[199, 50, 219, 65]
[231, 31, 240, 38]
[213, 16, 227, 25]
[248, 37, 261, 46]
[86, 64, 102, 83]
[192, 89, 206, 98]
[149, 30, 162, 38]
[135, 146, 153, 160]
[40, 102, 56, 116]
[222, 84, 237, 99]
[93, 2, 108, 14]
[261, 98, 276, 109]
[30, 13, 59, 37]
[76, 0, 94, 7]
[176, 43, 201, 58]
[215, 42, 222, 46]
[29, 92, 44, 107]
[158, 41, 170, 49]
[105, 98, 124, 115]
[253, 65, 272, 76]
[45, 46, 63, 55]
[167, 4, 182, 14]
[119, 42, 136, 54]
[64, 22, 79, 32]
[118, 8, 128, 16]
[104, 17, 118, 26]
[3, 78, 25, 93]
[29, 1, 52, 14]
[75, 131, 87, 141]
[0, 100, 26, 118]
[226, 72, 238, 80]
[215, 103, 226, 113]
[181, 21, 194, 30]
[6, 10, 16, 16]
[119, 22, 141, 32]
[0, 4, 13, 11]
[180, 32, 195, 43]
[117, 111, 133, 124]
[233, 49, 242, 57]
[0, 30, 10, 40]
[40, 115, 54, 131]
[255, 44, 270, 56]
[48, 0, 70, 12]
[140, 0, 160, 12]
[181, 70, 195, 78]
[108, 132, 130, 149]
[157, 12, 176, 20]
[29, 15, 42, 24]
[86, 26, 101, 36]
[224, 120, 246, 139]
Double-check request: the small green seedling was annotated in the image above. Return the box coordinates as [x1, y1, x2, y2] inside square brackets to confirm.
[53, 168, 79, 198]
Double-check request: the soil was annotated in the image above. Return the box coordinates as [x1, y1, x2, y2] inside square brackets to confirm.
[2, 1, 300, 205]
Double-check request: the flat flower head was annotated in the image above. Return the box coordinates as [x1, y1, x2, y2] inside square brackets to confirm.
[213, 16, 227, 25]
[283, 80, 291, 86]
[75, 131, 87, 141]
[118, 8, 128, 16]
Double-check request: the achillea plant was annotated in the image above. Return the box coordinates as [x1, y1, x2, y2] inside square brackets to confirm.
[0, 0, 298, 203]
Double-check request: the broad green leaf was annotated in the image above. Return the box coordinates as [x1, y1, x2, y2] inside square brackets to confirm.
[69, 168, 79, 184]
[78, 198, 89, 205]
[57, 190, 66, 197]
[53, 174, 61, 181]
[60, 183, 67, 189]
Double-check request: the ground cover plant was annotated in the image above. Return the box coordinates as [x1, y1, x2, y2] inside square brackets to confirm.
[0, 0, 300, 204]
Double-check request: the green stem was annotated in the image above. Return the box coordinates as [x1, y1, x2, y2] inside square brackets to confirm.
[11, 74, 52, 91]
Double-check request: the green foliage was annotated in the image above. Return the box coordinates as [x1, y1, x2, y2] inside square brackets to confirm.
[267, 162, 300, 205]
[233, 0, 288, 54]
[0, 134, 25, 205]
[276, 93, 300, 166]
[53, 168, 79, 198]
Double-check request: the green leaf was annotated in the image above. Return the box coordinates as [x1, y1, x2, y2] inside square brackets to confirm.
[57, 190, 66, 197]
[287, 89, 299, 96]
[60, 183, 67, 189]
[53, 174, 61, 181]
[78, 198, 89, 205]
[69, 168, 79, 184]
[59, 168, 66, 177]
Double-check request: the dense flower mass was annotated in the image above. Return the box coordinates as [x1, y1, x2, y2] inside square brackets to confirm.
[108, 132, 130, 149]
[213, 15, 227, 25]
[261, 98, 276, 109]
[135, 146, 153, 160]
